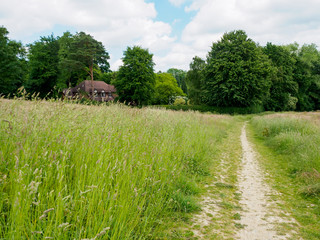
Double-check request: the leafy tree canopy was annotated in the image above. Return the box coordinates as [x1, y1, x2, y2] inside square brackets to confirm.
[61, 32, 110, 83]
[186, 56, 205, 104]
[167, 68, 188, 94]
[113, 46, 155, 105]
[153, 72, 185, 105]
[25, 35, 60, 97]
[263, 43, 298, 111]
[0, 26, 27, 95]
[203, 30, 273, 107]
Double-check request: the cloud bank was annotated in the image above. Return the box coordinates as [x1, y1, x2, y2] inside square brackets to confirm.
[1, 0, 320, 71]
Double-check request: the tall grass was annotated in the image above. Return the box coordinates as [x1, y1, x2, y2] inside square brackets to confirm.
[251, 115, 320, 193]
[0, 99, 232, 239]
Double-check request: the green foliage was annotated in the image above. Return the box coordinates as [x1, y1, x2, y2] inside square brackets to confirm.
[0, 26, 27, 95]
[295, 44, 320, 111]
[61, 32, 110, 84]
[114, 46, 155, 105]
[203, 30, 272, 107]
[173, 97, 187, 106]
[25, 35, 60, 97]
[160, 104, 264, 114]
[263, 43, 298, 111]
[25, 31, 110, 97]
[186, 56, 205, 104]
[167, 68, 188, 94]
[56, 31, 83, 89]
[153, 72, 185, 104]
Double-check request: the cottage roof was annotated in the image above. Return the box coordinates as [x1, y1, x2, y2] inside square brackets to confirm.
[70, 80, 116, 93]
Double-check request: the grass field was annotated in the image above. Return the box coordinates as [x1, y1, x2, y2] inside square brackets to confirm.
[1, 99, 320, 239]
[249, 113, 320, 239]
[0, 99, 235, 239]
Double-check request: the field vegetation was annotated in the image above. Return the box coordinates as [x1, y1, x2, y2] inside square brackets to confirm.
[0, 98, 235, 239]
[250, 113, 320, 239]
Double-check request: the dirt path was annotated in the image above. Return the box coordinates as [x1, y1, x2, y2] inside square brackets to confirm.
[236, 124, 298, 239]
[190, 124, 299, 239]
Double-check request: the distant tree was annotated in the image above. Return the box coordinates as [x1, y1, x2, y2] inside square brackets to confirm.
[186, 56, 206, 104]
[113, 46, 155, 105]
[61, 32, 110, 89]
[153, 72, 185, 105]
[263, 43, 298, 111]
[0, 26, 27, 95]
[167, 68, 188, 94]
[56, 31, 83, 89]
[98, 71, 117, 84]
[310, 60, 320, 110]
[295, 44, 320, 110]
[25, 35, 60, 97]
[203, 30, 272, 107]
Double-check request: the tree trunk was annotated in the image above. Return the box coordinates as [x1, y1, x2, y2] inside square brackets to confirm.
[90, 64, 94, 99]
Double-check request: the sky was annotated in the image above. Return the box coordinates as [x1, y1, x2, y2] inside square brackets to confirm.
[1, 0, 320, 72]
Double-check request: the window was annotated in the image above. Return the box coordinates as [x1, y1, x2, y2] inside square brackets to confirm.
[101, 90, 106, 97]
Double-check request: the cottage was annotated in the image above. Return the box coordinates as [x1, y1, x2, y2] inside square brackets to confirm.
[63, 80, 117, 102]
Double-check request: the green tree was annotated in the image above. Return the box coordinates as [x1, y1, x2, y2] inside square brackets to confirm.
[186, 56, 205, 104]
[56, 31, 83, 89]
[25, 35, 60, 97]
[203, 30, 272, 107]
[295, 44, 320, 110]
[263, 43, 298, 111]
[167, 68, 187, 94]
[310, 60, 320, 110]
[153, 72, 185, 104]
[61, 32, 110, 92]
[114, 46, 155, 105]
[0, 26, 27, 95]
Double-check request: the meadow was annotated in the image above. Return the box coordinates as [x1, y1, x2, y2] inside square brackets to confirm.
[250, 113, 320, 239]
[1, 99, 320, 239]
[0, 99, 234, 239]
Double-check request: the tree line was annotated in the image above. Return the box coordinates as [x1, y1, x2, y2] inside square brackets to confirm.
[186, 30, 320, 111]
[0, 26, 185, 105]
[1, 26, 320, 111]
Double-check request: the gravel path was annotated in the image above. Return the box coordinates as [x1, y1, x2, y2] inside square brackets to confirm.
[237, 124, 297, 240]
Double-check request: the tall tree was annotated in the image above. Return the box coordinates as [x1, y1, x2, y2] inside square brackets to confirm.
[0, 26, 27, 95]
[153, 72, 185, 105]
[295, 44, 320, 110]
[167, 68, 187, 94]
[203, 30, 272, 107]
[63, 32, 110, 84]
[56, 31, 83, 89]
[25, 35, 60, 97]
[185, 56, 206, 104]
[263, 43, 298, 111]
[113, 46, 155, 105]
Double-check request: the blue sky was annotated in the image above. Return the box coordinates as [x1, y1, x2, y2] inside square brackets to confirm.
[1, 0, 320, 71]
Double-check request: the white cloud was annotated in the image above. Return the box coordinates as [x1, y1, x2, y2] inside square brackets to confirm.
[182, 0, 320, 52]
[0, 0, 175, 70]
[168, 0, 188, 7]
[1, 0, 320, 72]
